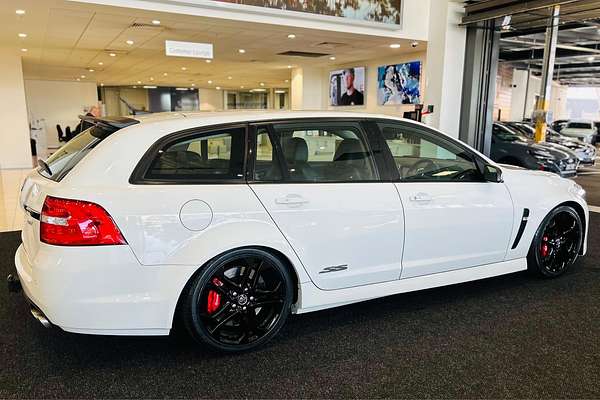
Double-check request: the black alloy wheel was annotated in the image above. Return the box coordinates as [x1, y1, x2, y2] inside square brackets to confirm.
[528, 206, 583, 278]
[180, 248, 293, 352]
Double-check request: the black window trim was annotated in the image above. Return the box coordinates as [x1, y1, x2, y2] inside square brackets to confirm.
[247, 117, 390, 185]
[372, 119, 488, 184]
[129, 123, 249, 185]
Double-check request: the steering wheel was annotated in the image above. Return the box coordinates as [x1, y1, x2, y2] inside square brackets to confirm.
[407, 159, 436, 178]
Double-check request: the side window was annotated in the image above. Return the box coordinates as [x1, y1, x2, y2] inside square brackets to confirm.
[254, 128, 283, 181]
[378, 123, 482, 182]
[270, 122, 378, 183]
[144, 127, 245, 181]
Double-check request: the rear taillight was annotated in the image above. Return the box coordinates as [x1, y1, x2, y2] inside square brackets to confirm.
[40, 196, 126, 246]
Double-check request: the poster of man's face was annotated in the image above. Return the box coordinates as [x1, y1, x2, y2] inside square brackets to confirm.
[377, 61, 421, 106]
[329, 67, 366, 106]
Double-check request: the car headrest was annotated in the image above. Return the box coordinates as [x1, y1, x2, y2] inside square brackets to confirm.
[283, 137, 309, 163]
[334, 139, 367, 162]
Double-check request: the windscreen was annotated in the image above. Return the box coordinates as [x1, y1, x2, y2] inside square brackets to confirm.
[39, 126, 107, 182]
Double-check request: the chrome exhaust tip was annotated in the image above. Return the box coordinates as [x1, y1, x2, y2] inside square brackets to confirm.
[30, 307, 51, 328]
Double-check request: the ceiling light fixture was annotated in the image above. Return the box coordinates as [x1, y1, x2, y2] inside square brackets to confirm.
[216, 86, 221, 90]
[163, 72, 168, 76]
[285, 79, 289, 83]
[21, 48, 28, 52]
[150, 77, 154, 81]
[287, 34, 296, 39]
[16, 9, 26, 15]
[152, 20, 161, 25]
[109, 53, 116, 57]
[240, 85, 245, 89]
[228, 76, 232, 80]
[208, 80, 213, 84]
[181, 66, 187, 70]
[206, 59, 212, 63]
[137, 80, 142, 84]
[287, 65, 292, 69]
[18, 33, 27, 38]
[100, 83, 104, 86]
[260, 82, 265, 86]
[81, 75, 86, 78]
[126, 40, 134, 45]
[143, 85, 157, 89]
[98, 62, 104, 65]
[389, 43, 401, 49]
[192, 83, 196, 86]
[329, 56, 336, 60]
[76, 78, 81, 81]
[88, 69, 95, 72]
[238, 49, 246, 54]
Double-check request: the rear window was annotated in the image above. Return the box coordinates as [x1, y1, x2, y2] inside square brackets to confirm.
[39, 127, 108, 182]
[567, 122, 592, 129]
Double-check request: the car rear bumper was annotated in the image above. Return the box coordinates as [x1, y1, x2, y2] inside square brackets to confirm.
[14, 243, 198, 336]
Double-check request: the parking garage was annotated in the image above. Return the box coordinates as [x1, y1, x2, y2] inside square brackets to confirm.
[1, 0, 600, 398]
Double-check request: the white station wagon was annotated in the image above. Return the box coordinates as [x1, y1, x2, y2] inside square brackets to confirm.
[13, 111, 588, 352]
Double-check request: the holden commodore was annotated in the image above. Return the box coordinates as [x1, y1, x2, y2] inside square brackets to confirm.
[11, 111, 588, 352]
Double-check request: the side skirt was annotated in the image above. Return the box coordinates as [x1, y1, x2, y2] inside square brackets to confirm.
[294, 258, 527, 314]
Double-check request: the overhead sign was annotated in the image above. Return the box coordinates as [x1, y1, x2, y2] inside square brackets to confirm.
[165, 40, 213, 59]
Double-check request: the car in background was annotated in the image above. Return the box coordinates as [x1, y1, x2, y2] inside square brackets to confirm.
[491, 122, 579, 177]
[560, 120, 597, 144]
[552, 119, 569, 133]
[506, 121, 596, 166]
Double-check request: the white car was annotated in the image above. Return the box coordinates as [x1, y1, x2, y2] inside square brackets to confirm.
[560, 120, 597, 144]
[13, 111, 588, 352]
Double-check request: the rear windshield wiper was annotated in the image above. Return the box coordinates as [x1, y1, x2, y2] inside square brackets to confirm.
[37, 159, 52, 176]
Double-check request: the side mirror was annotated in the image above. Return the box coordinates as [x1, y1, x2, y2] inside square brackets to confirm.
[483, 164, 503, 183]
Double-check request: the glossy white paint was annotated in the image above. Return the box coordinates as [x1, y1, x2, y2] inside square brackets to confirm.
[15, 111, 589, 336]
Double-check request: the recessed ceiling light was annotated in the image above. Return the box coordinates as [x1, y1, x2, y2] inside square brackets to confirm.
[76, 78, 81, 81]
[287, 34, 296, 39]
[260, 82, 265, 86]
[240, 85, 245, 89]
[208, 80, 213, 84]
[238, 49, 246, 54]
[21, 48, 28, 52]
[88, 69, 95, 72]
[81, 75, 86, 78]
[181, 66, 187, 71]
[18, 33, 27, 38]
[152, 20, 161, 25]
[285, 79, 289, 83]
[133, 86, 137, 88]
[126, 40, 134, 45]
[205, 59, 212, 63]
[163, 72, 168, 76]
[216, 86, 221, 90]
[109, 53, 116, 57]
[16, 9, 25, 15]
[137, 80, 142, 84]
[227, 76, 232, 80]
[98, 62, 104, 65]
[389, 43, 401, 49]
[287, 65, 292, 69]
[329, 56, 336, 60]
[100, 83, 104, 86]
[150, 77, 154, 81]
[191, 83, 196, 87]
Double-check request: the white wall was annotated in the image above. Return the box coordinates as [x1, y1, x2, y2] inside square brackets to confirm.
[24, 80, 98, 148]
[0, 49, 33, 169]
[320, 51, 427, 117]
[510, 70, 568, 121]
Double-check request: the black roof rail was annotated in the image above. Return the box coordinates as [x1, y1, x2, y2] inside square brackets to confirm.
[78, 115, 140, 131]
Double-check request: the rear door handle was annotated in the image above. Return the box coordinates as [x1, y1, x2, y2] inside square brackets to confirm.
[275, 194, 309, 205]
[409, 193, 432, 203]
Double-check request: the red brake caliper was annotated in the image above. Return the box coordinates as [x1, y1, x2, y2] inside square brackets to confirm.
[540, 236, 549, 257]
[207, 278, 223, 314]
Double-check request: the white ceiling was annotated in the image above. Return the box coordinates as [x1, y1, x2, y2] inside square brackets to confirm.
[2, 0, 427, 90]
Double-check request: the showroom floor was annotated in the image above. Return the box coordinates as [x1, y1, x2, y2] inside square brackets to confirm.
[0, 167, 600, 398]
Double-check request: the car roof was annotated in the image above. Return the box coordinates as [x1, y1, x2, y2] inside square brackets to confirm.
[130, 110, 411, 125]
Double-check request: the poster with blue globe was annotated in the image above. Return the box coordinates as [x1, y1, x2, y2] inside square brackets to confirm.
[377, 61, 422, 105]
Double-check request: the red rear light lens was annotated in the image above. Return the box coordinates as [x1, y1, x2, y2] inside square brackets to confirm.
[40, 196, 126, 246]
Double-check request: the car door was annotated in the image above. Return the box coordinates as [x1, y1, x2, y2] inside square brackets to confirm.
[375, 121, 514, 279]
[249, 119, 404, 290]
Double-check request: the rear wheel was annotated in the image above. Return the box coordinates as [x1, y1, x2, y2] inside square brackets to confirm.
[180, 249, 293, 352]
[527, 206, 583, 278]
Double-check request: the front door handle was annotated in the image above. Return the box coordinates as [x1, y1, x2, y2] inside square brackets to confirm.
[275, 194, 309, 206]
[409, 192, 432, 202]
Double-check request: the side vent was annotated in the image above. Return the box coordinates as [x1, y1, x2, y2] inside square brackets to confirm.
[511, 208, 530, 249]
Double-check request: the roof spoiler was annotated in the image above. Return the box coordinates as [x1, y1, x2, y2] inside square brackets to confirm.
[78, 115, 140, 131]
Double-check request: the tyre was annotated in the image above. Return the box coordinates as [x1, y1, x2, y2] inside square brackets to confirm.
[527, 206, 583, 278]
[180, 248, 294, 352]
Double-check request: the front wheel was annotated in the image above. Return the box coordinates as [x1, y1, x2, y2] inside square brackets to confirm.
[180, 249, 293, 352]
[527, 206, 583, 278]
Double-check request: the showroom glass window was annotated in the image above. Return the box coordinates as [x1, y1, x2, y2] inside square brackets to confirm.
[144, 127, 245, 181]
[378, 123, 481, 182]
[262, 122, 379, 183]
[254, 127, 283, 181]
